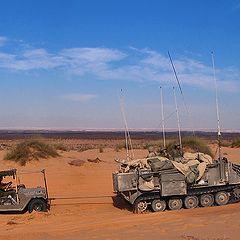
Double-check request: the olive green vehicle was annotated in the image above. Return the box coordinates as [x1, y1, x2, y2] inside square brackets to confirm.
[0, 169, 49, 213]
[112, 157, 240, 213]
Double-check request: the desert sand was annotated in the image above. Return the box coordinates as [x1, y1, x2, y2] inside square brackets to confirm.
[0, 146, 240, 240]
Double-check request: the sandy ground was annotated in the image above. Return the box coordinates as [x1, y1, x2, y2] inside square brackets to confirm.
[0, 146, 240, 240]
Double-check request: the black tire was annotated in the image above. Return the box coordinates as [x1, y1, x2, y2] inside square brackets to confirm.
[28, 199, 47, 213]
[168, 198, 183, 210]
[133, 199, 148, 214]
[200, 194, 214, 207]
[151, 199, 166, 212]
[215, 191, 229, 206]
[184, 195, 199, 209]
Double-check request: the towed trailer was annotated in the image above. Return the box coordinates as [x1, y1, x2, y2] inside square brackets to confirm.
[0, 169, 49, 213]
[112, 158, 240, 213]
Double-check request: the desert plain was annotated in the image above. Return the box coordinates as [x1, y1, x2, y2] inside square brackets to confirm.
[0, 135, 240, 240]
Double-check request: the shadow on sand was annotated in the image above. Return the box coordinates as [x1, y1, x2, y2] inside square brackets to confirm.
[0, 209, 27, 215]
[112, 195, 132, 212]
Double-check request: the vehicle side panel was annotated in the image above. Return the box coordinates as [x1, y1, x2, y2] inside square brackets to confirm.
[0, 187, 47, 212]
[161, 173, 186, 196]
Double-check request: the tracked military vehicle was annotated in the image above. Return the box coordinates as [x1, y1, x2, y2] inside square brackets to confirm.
[112, 154, 240, 213]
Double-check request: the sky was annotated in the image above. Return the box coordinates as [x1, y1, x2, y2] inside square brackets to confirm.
[0, 0, 240, 130]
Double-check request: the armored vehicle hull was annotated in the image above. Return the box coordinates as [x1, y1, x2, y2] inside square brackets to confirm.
[113, 158, 240, 213]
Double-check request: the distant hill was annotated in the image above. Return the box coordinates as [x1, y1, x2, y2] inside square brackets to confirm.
[0, 130, 239, 140]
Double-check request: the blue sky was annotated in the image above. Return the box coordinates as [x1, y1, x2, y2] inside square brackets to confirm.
[0, 0, 240, 130]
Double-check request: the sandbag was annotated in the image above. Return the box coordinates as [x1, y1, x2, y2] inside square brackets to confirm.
[171, 161, 189, 175]
[185, 165, 199, 184]
[198, 153, 213, 164]
[183, 152, 198, 160]
[196, 162, 207, 181]
[186, 160, 200, 166]
[174, 157, 184, 163]
[140, 173, 153, 181]
[183, 152, 213, 164]
[148, 159, 174, 172]
[138, 177, 155, 191]
[147, 156, 169, 161]
[127, 158, 150, 169]
[172, 161, 201, 184]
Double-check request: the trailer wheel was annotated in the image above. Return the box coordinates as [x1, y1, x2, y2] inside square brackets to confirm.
[133, 199, 147, 214]
[215, 191, 229, 206]
[28, 199, 47, 213]
[184, 196, 199, 209]
[151, 199, 166, 212]
[200, 194, 214, 207]
[168, 198, 183, 210]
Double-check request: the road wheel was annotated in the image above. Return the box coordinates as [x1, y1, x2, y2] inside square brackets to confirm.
[133, 199, 148, 214]
[215, 191, 229, 206]
[184, 196, 199, 209]
[200, 194, 214, 207]
[168, 198, 183, 210]
[28, 199, 47, 213]
[151, 199, 166, 212]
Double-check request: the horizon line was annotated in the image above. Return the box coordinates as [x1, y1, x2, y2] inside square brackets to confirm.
[0, 127, 239, 133]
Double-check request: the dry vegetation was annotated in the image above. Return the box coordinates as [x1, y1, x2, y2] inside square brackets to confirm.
[181, 137, 213, 156]
[231, 139, 240, 148]
[120, 137, 213, 156]
[4, 139, 59, 166]
[3, 136, 214, 166]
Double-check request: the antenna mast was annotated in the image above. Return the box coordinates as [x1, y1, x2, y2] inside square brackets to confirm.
[119, 89, 135, 160]
[160, 87, 166, 148]
[173, 87, 182, 149]
[168, 51, 195, 136]
[211, 52, 222, 160]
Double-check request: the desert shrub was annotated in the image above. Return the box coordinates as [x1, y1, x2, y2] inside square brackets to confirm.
[99, 146, 104, 153]
[114, 142, 141, 152]
[166, 137, 213, 157]
[76, 144, 95, 152]
[231, 139, 240, 148]
[5, 142, 29, 166]
[114, 142, 125, 152]
[182, 137, 213, 157]
[114, 144, 121, 152]
[53, 143, 69, 151]
[221, 140, 232, 147]
[4, 140, 59, 166]
[142, 141, 163, 150]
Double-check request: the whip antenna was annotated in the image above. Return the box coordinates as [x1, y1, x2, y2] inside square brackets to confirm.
[160, 86, 166, 148]
[211, 52, 222, 160]
[119, 89, 135, 160]
[168, 51, 184, 97]
[168, 51, 195, 136]
[173, 87, 182, 149]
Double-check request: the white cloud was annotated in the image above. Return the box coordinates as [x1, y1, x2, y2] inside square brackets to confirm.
[139, 48, 171, 71]
[59, 47, 127, 77]
[63, 93, 97, 102]
[0, 41, 239, 92]
[60, 47, 126, 62]
[0, 36, 7, 47]
[0, 48, 65, 70]
[0, 47, 126, 72]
